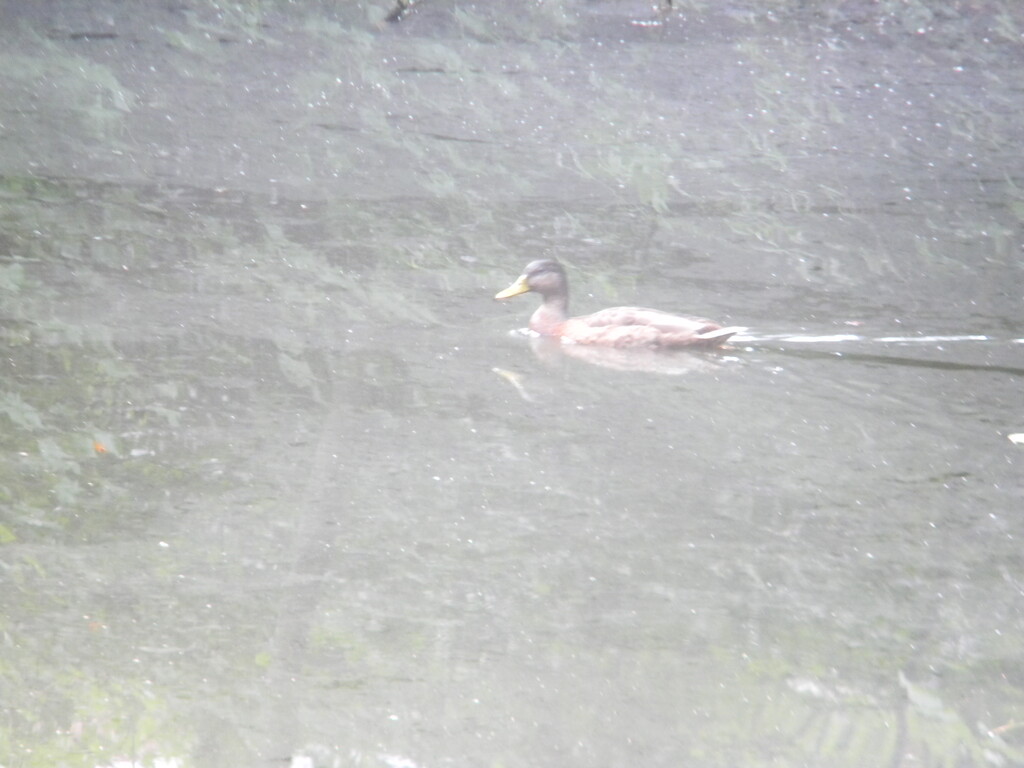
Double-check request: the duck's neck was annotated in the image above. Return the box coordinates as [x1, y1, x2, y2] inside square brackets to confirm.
[530, 295, 569, 336]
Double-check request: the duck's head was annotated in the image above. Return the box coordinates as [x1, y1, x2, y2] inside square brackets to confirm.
[495, 259, 568, 301]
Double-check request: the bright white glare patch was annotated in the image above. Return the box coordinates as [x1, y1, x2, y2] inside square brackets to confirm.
[379, 756, 422, 768]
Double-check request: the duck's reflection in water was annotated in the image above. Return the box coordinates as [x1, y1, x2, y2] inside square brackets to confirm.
[495, 334, 737, 401]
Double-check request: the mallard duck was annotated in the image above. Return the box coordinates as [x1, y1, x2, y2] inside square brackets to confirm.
[495, 259, 741, 349]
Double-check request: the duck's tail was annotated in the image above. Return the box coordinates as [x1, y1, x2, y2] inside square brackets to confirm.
[694, 326, 746, 346]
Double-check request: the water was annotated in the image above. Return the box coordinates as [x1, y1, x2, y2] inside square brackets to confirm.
[1, 1, 1022, 767]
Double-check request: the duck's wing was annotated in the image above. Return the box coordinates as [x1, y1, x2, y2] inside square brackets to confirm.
[560, 319, 663, 347]
[567, 307, 742, 348]
[575, 306, 721, 334]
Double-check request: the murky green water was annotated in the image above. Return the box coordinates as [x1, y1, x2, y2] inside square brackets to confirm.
[2, 1, 1022, 767]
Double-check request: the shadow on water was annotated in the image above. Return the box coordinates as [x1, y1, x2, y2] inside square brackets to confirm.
[741, 334, 1024, 376]
[770, 343, 1024, 377]
[1, 1, 1023, 767]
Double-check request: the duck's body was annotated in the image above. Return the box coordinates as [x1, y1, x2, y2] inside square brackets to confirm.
[495, 259, 741, 349]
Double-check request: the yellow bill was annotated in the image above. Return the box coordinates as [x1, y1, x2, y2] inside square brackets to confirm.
[495, 274, 531, 299]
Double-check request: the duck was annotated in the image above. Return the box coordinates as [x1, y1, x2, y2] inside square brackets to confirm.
[495, 259, 742, 349]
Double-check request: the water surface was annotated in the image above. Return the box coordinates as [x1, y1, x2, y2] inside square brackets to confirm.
[1, 1, 1023, 767]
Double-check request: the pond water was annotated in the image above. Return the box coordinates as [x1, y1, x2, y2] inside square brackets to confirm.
[1, 1, 1022, 767]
